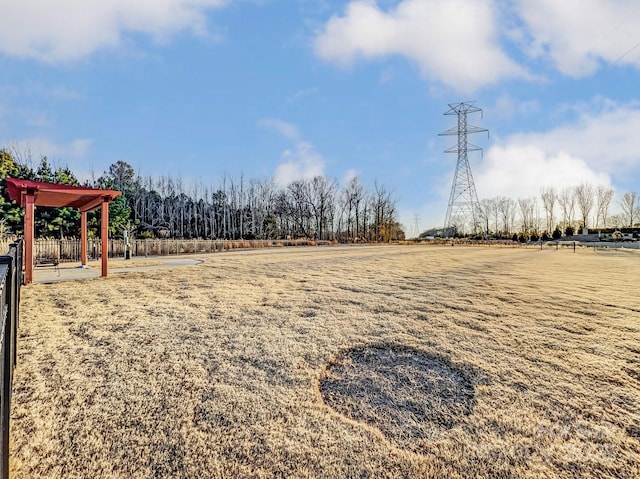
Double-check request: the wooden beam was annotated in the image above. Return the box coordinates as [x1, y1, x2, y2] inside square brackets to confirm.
[78, 196, 107, 213]
[101, 198, 109, 277]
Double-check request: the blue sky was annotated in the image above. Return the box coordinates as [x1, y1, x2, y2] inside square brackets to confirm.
[1, 0, 639, 233]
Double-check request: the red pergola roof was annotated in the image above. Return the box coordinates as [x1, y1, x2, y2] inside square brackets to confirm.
[5, 178, 121, 212]
[5, 178, 122, 284]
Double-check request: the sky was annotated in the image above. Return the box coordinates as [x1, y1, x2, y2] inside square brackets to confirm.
[1, 0, 640, 235]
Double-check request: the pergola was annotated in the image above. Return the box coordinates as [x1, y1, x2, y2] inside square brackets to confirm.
[5, 178, 121, 284]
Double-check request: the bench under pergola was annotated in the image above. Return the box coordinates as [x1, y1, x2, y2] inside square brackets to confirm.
[5, 178, 121, 284]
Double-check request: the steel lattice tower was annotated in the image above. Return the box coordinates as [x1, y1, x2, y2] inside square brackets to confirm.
[439, 102, 488, 237]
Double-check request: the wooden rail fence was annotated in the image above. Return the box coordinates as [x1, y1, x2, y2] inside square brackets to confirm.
[0, 238, 316, 263]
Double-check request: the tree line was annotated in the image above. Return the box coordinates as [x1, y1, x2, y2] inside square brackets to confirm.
[0, 148, 404, 242]
[469, 183, 639, 240]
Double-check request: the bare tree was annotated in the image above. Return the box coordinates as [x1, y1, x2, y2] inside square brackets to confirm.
[287, 179, 313, 238]
[370, 182, 400, 242]
[556, 186, 576, 231]
[595, 185, 614, 228]
[574, 183, 595, 230]
[342, 177, 364, 241]
[620, 192, 639, 227]
[308, 176, 337, 240]
[540, 186, 556, 233]
[497, 197, 515, 236]
[517, 197, 536, 234]
[479, 198, 492, 237]
[483, 197, 500, 236]
[608, 213, 625, 229]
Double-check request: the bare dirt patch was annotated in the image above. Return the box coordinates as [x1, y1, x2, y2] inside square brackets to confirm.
[319, 344, 475, 452]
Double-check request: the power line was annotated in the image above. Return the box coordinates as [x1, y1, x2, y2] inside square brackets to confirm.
[606, 5, 640, 65]
[612, 38, 640, 64]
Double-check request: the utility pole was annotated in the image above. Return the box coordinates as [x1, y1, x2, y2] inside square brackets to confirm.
[439, 102, 488, 237]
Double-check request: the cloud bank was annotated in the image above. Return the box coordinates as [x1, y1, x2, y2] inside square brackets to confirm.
[474, 102, 640, 199]
[517, 0, 640, 76]
[0, 0, 228, 62]
[314, 0, 526, 93]
[274, 142, 326, 186]
[258, 118, 327, 186]
[314, 0, 640, 91]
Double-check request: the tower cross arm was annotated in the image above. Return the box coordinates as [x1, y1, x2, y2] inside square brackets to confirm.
[438, 126, 461, 136]
[443, 102, 483, 115]
[444, 144, 483, 154]
[465, 125, 488, 135]
[439, 125, 487, 137]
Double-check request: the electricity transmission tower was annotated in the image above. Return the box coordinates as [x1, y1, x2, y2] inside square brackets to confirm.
[439, 102, 488, 237]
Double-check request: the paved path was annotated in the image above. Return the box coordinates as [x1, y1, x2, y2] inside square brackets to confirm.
[33, 257, 203, 284]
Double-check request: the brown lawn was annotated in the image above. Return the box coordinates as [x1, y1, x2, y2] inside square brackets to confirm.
[10, 245, 640, 478]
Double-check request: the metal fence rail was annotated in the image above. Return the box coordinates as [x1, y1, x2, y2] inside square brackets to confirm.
[0, 240, 22, 479]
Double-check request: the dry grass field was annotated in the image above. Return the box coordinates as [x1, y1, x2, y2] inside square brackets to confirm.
[9, 245, 640, 478]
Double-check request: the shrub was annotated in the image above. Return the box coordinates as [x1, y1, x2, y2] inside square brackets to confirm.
[530, 233, 539, 242]
[565, 225, 574, 237]
[552, 227, 562, 240]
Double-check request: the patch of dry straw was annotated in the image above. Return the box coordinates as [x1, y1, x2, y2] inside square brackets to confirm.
[10, 245, 640, 478]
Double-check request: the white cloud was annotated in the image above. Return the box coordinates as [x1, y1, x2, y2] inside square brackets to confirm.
[0, 0, 228, 62]
[4, 137, 96, 181]
[342, 168, 359, 185]
[472, 101, 640, 200]
[260, 118, 328, 186]
[258, 118, 300, 140]
[506, 102, 640, 173]
[274, 142, 326, 186]
[7, 137, 92, 162]
[475, 144, 610, 201]
[487, 94, 540, 122]
[68, 139, 93, 159]
[516, 0, 640, 76]
[314, 0, 527, 93]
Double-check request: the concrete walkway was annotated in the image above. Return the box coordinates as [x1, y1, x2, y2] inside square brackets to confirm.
[33, 257, 203, 284]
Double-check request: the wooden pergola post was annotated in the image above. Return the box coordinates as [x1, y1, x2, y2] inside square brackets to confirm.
[101, 197, 109, 278]
[23, 189, 35, 285]
[80, 211, 88, 267]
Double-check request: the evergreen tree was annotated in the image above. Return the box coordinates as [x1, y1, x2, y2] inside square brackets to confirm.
[0, 149, 25, 236]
